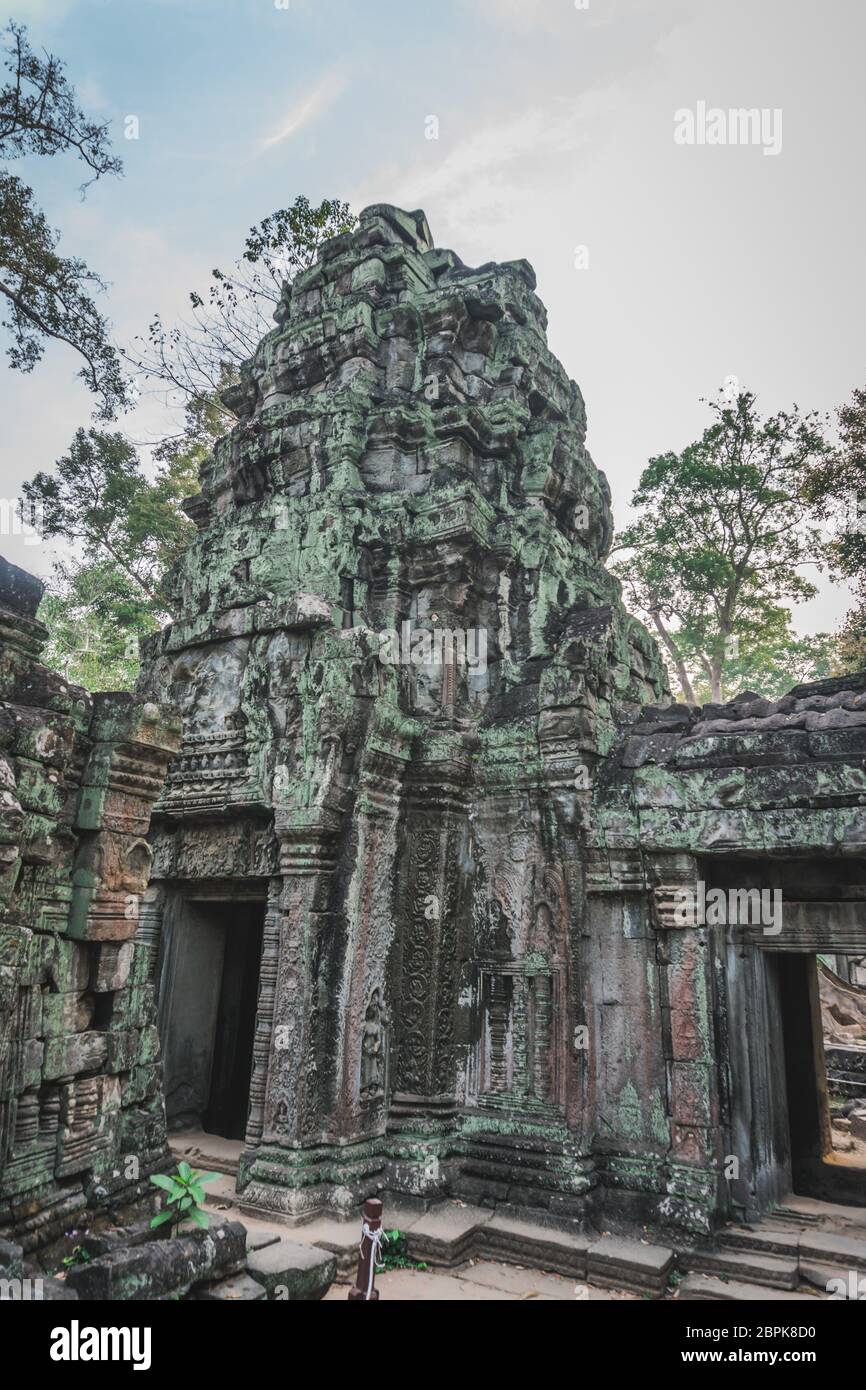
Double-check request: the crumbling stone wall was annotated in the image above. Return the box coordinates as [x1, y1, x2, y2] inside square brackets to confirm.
[0, 557, 179, 1249]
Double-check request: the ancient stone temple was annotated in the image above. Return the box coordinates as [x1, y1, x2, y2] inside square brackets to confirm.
[2, 204, 865, 1258]
[134, 202, 672, 1224]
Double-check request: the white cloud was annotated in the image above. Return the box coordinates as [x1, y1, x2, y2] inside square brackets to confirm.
[258, 70, 346, 152]
[348, 93, 606, 259]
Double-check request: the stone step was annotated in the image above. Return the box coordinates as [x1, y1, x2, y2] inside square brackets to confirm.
[682, 1248, 799, 1290]
[296, 1207, 426, 1280]
[454, 1260, 577, 1300]
[246, 1236, 336, 1301]
[767, 1200, 822, 1225]
[203, 1173, 240, 1207]
[775, 1195, 866, 1229]
[798, 1229, 866, 1271]
[799, 1259, 864, 1296]
[168, 1132, 241, 1178]
[586, 1235, 673, 1299]
[475, 1213, 588, 1280]
[678, 1273, 820, 1302]
[719, 1225, 801, 1258]
[405, 1204, 493, 1268]
[291, 1217, 375, 1280]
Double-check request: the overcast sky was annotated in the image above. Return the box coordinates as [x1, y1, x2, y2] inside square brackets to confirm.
[2, 0, 863, 632]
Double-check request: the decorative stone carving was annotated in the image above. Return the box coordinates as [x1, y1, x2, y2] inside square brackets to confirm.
[360, 989, 389, 1103]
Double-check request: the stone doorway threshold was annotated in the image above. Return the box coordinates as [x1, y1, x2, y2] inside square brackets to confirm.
[169, 1128, 243, 1178]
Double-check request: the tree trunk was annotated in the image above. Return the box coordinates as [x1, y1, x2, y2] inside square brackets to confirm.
[649, 610, 697, 706]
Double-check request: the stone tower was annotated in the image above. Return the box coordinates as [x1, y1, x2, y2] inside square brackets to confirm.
[137, 204, 669, 1220]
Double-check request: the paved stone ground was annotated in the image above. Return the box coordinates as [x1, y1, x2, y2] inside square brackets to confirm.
[185, 1156, 644, 1300]
[324, 1260, 638, 1301]
[178, 1136, 866, 1302]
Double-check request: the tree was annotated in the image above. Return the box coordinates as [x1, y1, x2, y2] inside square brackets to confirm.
[0, 21, 127, 417]
[29, 195, 355, 691]
[39, 561, 158, 691]
[804, 384, 866, 673]
[132, 196, 357, 420]
[23, 426, 198, 622]
[613, 390, 831, 704]
[685, 607, 837, 704]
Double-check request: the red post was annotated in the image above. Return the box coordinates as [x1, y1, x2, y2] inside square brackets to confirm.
[348, 1197, 384, 1301]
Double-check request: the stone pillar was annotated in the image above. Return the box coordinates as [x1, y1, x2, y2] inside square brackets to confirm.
[244, 877, 283, 1147]
[650, 852, 722, 1235]
[585, 844, 669, 1222]
[388, 735, 473, 1197]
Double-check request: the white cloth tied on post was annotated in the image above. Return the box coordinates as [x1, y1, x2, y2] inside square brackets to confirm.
[359, 1222, 388, 1300]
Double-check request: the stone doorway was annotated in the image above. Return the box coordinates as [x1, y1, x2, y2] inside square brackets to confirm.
[728, 942, 866, 1218]
[158, 897, 265, 1143]
[712, 859, 866, 1223]
[777, 952, 866, 1205]
[776, 953, 832, 1198]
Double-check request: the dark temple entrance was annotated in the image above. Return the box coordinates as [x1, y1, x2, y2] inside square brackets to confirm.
[159, 896, 265, 1142]
[777, 953, 833, 1199]
[713, 858, 866, 1220]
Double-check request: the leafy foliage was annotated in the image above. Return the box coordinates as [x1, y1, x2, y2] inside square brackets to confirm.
[686, 609, 838, 704]
[25, 423, 203, 691]
[39, 563, 159, 692]
[0, 21, 127, 417]
[24, 427, 198, 620]
[804, 384, 866, 674]
[613, 389, 832, 703]
[149, 1162, 220, 1235]
[28, 196, 355, 691]
[61, 1243, 91, 1270]
[379, 1229, 428, 1272]
[133, 196, 356, 420]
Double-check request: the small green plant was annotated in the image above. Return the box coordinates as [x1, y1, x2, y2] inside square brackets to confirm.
[380, 1229, 428, 1272]
[149, 1161, 220, 1234]
[62, 1244, 91, 1269]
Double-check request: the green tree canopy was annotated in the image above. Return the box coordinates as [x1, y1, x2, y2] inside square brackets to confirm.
[804, 384, 866, 672]
[613, 390, 833, 704]
[23, 425, 198, 620]
[28, 196, 356, 691]
[0, 21, 127, 417]
[39, 561, 158, 691]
